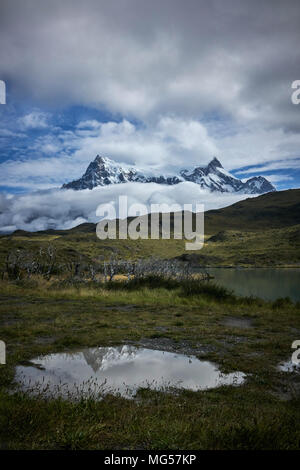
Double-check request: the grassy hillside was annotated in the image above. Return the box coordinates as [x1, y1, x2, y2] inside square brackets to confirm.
[205, 188, 300, 232]
[0, 189, 299, 267]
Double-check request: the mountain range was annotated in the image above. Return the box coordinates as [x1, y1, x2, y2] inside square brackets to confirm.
[62, 155, 276, 194]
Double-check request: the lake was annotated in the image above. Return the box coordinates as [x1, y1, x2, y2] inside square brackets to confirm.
[203, 268, 300, 302]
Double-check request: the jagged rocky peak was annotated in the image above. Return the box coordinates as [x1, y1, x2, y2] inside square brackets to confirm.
[92, 155, 114, 168]
[243, 175, 275, 193]
[207, 157, 223, 169]
[95, 155, 108, 163]
[62, 155, 276, 195]
[85, 155, 118, 176]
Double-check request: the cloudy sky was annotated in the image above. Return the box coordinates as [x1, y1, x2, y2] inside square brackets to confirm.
[0, 0, 299, 230]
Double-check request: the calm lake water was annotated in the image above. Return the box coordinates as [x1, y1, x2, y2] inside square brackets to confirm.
[204, 268, 300, 302]
[15, 345, 245, 399]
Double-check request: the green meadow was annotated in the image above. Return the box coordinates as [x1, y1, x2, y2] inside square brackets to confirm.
[0, 189, 299, 449]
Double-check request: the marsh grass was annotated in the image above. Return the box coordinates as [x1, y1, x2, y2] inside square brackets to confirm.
[0, 385, 299, 450]
[0, 275, 299, 449]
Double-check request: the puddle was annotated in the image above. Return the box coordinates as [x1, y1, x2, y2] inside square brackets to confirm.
[15, 345, 246, 399]
[278, 361, 300, 373]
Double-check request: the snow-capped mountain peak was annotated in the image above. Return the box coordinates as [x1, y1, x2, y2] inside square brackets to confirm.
[66, 154, 138, 189]
[62, 155, 276, 194]
[207, 156, 223, 170]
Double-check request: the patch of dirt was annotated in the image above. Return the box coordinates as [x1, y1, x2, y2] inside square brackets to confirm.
[0, 317, 19, 326]
[246, 351, 264, 358]
[217, 335, 248, 350]
[34, 336, 57, 345]
[0, 296, 22, 302]
[101, 305, 139, 312]
[290, 327, 300, 335]
[130, 337, 216, 356]
[271, 376, 300, 401]
[221, 316, 254, 329]
[155, 326, 169, 332]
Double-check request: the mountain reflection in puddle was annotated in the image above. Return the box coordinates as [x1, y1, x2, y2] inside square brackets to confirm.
[15, 345, 245, 399]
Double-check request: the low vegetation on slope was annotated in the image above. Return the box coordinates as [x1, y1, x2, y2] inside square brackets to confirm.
[0, 189, 299, 267]
[0, 223, 299, 268]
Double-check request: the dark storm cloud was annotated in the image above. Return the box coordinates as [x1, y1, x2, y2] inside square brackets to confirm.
[0, 0, 299, 128]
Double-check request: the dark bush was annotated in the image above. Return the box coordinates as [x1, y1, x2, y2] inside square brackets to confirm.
[104, 274, 235, 302]
[180, 279, 235, 301]
[272, 297, 294, 309]
[105, 274, 180, 291]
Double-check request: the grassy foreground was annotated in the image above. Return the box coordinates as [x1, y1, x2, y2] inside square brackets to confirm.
[0, 276, 299, 450]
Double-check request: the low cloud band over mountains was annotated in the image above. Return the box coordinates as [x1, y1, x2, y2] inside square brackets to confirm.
[0, 181, 257, 234]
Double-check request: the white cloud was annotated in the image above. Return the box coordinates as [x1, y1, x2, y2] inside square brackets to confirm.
[215, 127, 300, 171]
[76, 120, 102, 129]
[2, 114, 300, 192]
[18, 111, 50, 130]
[237, 159, 300, 174]
[0, 182, 254, 233]
[261, 174, 294, 184]
[0, 129, 25, 138]
[0, 117, 220, 190]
